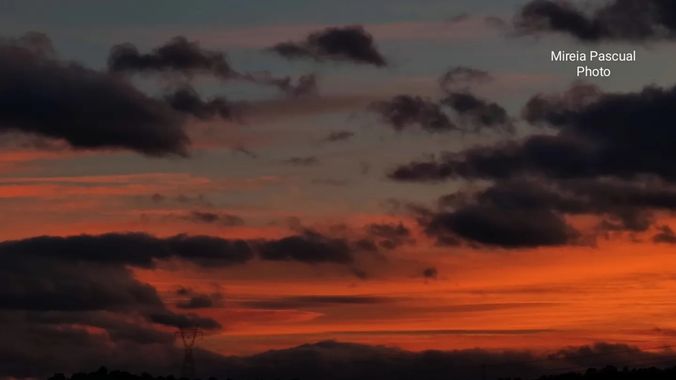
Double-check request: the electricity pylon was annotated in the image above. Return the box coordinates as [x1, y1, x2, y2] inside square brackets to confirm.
[176, 327, 203, 379]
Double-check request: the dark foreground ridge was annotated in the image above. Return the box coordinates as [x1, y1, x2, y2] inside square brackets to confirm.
[509, 365, 676, 379]
[47, 367, 234, 380]
[48, 365, 676, 380]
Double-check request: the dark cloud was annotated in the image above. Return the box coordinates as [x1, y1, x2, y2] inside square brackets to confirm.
[366, 223, 414, 250]
[175, 286, 223, 309]
[654, 226, 676, 244]
[442, 92, 513, 132]
[372, 95, 456, 132]
[243, 72, 319, 98]
[257, 231, 353, 264]
[516, 0, 604, 40]
[182, 211, 245, 226]
[390, 136, 595, 182]
[108, 36, 234, 78]
[0, 260, 162, 312]
[270, 26, 387, 67]
[439, 66, 492, 92]
[426, 202, 577, 248]
[280, 73, 319, 98]
[373, 79, 512, 134]
[0, 238, 217, 328]
[389, 157, 456, 183]
[521, 84, 676, 180]
[0, 233, 254, 268]
[0, 230, 362, 267]
[166, 234, 254, 266]
[430, 181, 580, 247]
[0, 33, 188, 156]
[522, 83, 602, 127]
[176, 289, 223, 310]
[438, 68, 510, 133]
[352, 238, 379, 253]
[163, 85, 236, 120]
[515, 0, 676, 41]
[367, 223, 410, 239]
[422, 267, 438, 279]
[485, 179, 676, 231]
[5, 230, 386, 269]
[422, 176, 676, 247]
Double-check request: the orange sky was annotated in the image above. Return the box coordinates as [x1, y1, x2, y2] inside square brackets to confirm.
[2, 165, 674, 356]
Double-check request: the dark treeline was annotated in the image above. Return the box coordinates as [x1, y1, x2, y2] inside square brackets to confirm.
[500, 365, 676, 380]
[46, 367, 300, 380]
[48, 367, 226, 380]
[47, 365, 676, 380]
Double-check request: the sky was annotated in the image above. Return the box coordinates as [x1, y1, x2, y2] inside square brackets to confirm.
[3, 0, 676, 379]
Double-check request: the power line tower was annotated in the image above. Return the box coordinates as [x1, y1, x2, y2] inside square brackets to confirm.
[176, 327, 203, 379]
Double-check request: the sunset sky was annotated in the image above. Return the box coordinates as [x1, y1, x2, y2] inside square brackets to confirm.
[3, 0, 676, 379]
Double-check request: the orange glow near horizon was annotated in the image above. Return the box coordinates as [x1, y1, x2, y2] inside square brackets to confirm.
[126, 232, 676, 356]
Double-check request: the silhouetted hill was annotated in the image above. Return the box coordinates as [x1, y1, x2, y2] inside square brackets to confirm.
[48, 364, 676, 380]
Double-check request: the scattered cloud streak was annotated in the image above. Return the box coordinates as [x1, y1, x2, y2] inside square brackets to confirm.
[441, 92, 513, 133]
[515, 0, 676, 41]
[271, 26, 387, 67]
[108, 36, 234, 78]
[372, 95, 457, 132]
